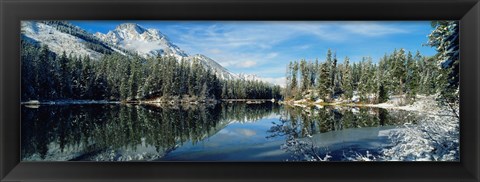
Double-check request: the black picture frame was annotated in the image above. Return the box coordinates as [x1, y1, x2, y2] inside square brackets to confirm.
[1, 0, 479, 181]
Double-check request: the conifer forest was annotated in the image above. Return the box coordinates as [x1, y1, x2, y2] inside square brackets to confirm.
[21, 21, 459, 161]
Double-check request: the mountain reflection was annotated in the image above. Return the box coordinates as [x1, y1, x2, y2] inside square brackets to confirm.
[22, 103, 418, 161]
[21, 102, 280, 161]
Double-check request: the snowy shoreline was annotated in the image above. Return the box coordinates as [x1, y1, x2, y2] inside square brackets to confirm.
[21, 100, 120, 105]
[286, 94, 441, 114]
[285, 94, 459, 161]
[21, 99, 274, 106]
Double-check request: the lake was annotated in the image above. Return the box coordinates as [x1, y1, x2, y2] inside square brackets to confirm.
[21, 102, 421, 161]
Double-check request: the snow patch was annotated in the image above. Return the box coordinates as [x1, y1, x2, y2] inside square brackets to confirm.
[21, 21, 104, 60]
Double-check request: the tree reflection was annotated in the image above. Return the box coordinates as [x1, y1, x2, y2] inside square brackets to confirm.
[21, 102, 280, 161]
[268, 106, 418, 161]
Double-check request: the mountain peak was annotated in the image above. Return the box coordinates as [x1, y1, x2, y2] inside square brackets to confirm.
[115, 23, 146, 34]
[95, 23, 188, 59]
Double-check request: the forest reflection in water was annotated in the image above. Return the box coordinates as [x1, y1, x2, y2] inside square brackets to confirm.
[268, 105, 420, 161]
[21, 102, 419, 161]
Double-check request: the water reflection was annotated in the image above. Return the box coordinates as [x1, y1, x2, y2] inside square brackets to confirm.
[267, 106, 420, 161]
[22, 103, 419, 161]
[21, 102, 280, 161]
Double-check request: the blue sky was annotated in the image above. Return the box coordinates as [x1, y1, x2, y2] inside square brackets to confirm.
[71, 21, 437, 86]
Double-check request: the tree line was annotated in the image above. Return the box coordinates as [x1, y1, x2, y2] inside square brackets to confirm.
[284, 21, 459, 105]
[21, 40, 282, 102]
[284, 49, 439, 104]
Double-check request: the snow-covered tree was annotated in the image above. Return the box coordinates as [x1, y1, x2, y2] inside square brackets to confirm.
[427, 21, 459, 116]
[341, 57, 353, 101]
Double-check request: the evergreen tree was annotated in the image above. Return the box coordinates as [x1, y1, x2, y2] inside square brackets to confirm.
[291, 61, 300, 99]
[56, 51, 70, 98]
[428, 21, 459, 107]
[391, 49, 407, 95]
[341, 57, 353, 101]
[300, 59, 309, 93]
[378, 84, 389, 103]
[330, 51, 338, 97]
[317, 63, 330, 101]
[405, 51, 420, 102]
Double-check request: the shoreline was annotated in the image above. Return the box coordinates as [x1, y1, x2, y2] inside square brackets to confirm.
[21, 98, 277, 105]
[283, 95, 441, 114]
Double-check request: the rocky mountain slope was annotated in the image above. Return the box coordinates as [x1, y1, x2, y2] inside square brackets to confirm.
[21, 21, 261, 82]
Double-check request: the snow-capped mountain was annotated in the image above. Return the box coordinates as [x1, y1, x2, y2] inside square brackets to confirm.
[21, 21, 261, 82]
[21, 21, 110, 60]
[95, 23, 242, 80]
[94, 23, 188, 60]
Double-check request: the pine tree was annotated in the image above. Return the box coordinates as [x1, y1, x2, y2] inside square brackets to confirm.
[357, 58, 369, 102]
[365, 57, 376, 101]
[330, 51, 338, 97]
[55, 51, 69, 98]
[127, 57, 141, 100]
[37, 45, 53, 99]
[377, 54, 391, 99]
[285, 62, 292, 99]
[405, 51, 420, 102]
[378, 84, 388, 103]
[341, 57, 353, 101]
[391, 49, 407, 95]
[291, 61, 300, 99]
[80, 56, 95, 99]
[428, 21, 459, 108]
[300, 59, 309, 93]
[317, 62, 330, 101]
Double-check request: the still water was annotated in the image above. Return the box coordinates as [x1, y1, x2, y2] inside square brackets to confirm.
[21, 102, 420, 161]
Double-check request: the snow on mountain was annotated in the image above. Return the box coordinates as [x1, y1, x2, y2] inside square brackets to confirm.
[189, 54, 239, 80]
[22, 21, 264, 83]
[21, 21, 105, 60]
[95, 23, 250, 81]
[94, 23, 188, 60]
[237, 73, 261, 82]
[190, 55, 262, 82]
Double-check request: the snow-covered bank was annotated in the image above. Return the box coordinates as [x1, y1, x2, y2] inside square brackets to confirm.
[363, 95, 441, 114]
[285, 94, 459, 161]
[380, 107, 459, 161]
[348, 109, 459, 161]
[286, 94, 441, 114]
[22, 100, 120, 105]
[345, 100, 459, 161]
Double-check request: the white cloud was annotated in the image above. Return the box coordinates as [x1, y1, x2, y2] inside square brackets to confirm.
[207, 48, 223, 54]
[260, 77, 286, 87]
[169, 22, 411, 56]
[235, 129, 257, 137]
[295, 44, 311, 50]
[339, 22, 408, 36]
[160, 21, 414, 79]
[235, 60, 257, 68]
[266, 52, 279, 59]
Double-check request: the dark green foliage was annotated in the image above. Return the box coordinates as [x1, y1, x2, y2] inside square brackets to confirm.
[21, 40, 280, 102]
[22, 102, 281, 160]
[405, 52, 420, 103]
[378, 84, 389, 103]
[284, 48, 442, 104]
[317, 62, 330, 101]
[428, 21, 459, 106]
[300, 59, 309, 92]
[341, 57, 353, 101]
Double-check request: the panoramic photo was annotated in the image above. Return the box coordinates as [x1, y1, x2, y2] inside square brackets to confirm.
[20, 21, 459, 161]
